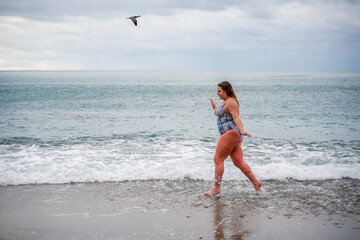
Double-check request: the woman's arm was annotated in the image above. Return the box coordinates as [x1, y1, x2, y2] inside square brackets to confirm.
[210, 98, 216, 109]
[226, 100, 252, 137]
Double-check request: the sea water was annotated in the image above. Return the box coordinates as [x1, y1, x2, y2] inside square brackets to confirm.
[0, 71, 359, 185]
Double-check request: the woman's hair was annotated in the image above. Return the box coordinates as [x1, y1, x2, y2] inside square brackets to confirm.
[217, 81, 239, 105]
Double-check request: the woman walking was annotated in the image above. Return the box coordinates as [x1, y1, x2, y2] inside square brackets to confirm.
[205, 81, 262, 195]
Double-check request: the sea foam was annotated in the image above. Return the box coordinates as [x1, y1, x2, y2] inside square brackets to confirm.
[1, 137, 359, 186]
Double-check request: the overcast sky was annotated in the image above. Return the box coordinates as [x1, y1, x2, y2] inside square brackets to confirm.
[0, 0, 359, 70]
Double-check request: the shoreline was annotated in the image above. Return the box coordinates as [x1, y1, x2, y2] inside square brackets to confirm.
[0, 179, 359, 240]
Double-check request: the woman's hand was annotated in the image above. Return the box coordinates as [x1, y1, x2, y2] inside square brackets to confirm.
[242, 131, 252, 137]
[210, 98, 216, 109]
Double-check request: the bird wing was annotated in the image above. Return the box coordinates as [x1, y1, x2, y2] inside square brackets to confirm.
[129, 17, 137, 26]
[127, 16, 139, 26]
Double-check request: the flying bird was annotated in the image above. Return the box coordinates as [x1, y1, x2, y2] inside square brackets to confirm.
[127, 15, 141, 26]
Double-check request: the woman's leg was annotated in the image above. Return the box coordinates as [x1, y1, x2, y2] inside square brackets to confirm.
[205, 131, 241, 195]
[230, 145, 262, 192]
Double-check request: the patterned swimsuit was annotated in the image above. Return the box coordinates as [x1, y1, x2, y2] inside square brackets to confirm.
[215, 101, 244, 142]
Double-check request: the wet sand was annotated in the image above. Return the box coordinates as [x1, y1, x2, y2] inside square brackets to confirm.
[0, 179, 359, 240]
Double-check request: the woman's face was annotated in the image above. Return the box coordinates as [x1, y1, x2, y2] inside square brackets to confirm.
[217, 86, 227, 100]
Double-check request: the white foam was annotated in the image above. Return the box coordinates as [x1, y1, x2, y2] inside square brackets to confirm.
[0, 138, 359, 185]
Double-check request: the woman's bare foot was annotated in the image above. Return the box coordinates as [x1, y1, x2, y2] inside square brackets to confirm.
[254, 181, 262, 192]
[204, 187, 221, 195]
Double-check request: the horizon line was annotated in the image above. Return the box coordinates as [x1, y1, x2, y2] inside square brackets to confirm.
[1, 69, 360, 72]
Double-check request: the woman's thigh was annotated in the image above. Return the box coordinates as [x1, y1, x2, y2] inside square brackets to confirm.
[214, 130, 241, 162]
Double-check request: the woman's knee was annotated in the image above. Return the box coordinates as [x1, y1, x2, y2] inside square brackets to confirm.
[230, 146, 243, 166]
[213, 156, 223, 165]
[232, 160, 241, 168]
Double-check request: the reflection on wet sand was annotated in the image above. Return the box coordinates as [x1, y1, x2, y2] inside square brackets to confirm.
[212, 196, 250, 240]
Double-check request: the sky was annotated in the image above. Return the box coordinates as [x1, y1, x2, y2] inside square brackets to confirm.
[0, 0, 359, 70]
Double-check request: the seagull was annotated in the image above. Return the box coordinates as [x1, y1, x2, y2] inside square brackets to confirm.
[127, 15, 141, 26]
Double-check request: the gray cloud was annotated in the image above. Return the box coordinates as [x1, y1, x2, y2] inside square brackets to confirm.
[0, 0, 359, 70]
[1, 0, 344, 20]
[0, 0, 233, 20]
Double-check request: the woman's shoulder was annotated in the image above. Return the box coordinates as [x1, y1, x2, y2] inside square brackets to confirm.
[227, 98, 238, 106]
[225, 98, 239, 110]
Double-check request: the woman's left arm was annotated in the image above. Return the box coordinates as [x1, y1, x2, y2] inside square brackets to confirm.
[227, 100, 252, 137]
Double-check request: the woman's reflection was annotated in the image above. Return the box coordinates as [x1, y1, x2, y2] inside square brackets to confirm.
[212, 197, 250, 240]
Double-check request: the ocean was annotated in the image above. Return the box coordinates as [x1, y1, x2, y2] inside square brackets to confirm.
[0, 70, 359, 185]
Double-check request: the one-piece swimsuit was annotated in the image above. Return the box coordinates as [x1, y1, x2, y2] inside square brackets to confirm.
[214, 101, 244, 142]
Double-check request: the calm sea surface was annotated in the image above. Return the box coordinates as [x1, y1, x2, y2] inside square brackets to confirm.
[0, 71, 359, 185]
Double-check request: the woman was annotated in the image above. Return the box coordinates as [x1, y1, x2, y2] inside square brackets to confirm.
[205, 81, 262, 195]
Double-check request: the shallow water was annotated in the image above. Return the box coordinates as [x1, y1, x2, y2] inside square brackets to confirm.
[0, 71, 359, 185]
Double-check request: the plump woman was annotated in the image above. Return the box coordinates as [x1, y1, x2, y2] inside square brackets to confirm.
[205, 81, 262, 195]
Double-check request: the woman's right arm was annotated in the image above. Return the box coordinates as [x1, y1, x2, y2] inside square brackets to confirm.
[210, 98, 216, 109]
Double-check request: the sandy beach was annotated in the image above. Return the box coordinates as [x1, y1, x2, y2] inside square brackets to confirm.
[0, 179, 359, 240]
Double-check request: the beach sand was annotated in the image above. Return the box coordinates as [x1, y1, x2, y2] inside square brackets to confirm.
[0, 179, 359, 240]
